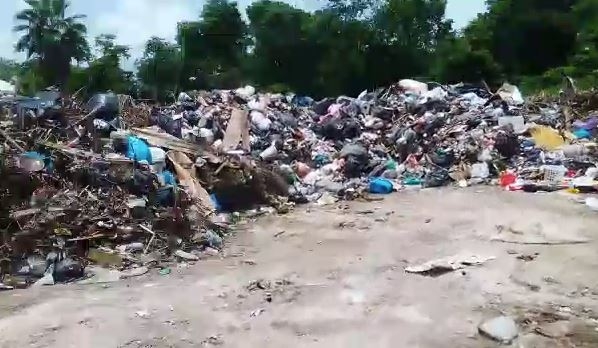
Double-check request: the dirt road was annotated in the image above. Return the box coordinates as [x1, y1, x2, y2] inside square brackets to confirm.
[1, 187, 598, 347]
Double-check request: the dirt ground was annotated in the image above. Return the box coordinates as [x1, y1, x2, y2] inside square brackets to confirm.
[1, 187, 598, 347]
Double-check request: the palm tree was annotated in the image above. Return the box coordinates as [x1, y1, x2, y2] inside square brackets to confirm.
[14, 0, 90, 91]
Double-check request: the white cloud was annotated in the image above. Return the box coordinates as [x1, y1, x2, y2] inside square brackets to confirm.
[91, 0, 198, 53]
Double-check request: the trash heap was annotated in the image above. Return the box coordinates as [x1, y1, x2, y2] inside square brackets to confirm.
[0, 89, 289, 289]
[210, 80, 597, 198]
[2, 77, 598, 289]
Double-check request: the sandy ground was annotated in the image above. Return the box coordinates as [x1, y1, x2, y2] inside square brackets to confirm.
[1, 187, 598, 347]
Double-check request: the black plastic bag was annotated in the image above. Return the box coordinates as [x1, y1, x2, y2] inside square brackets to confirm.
[149, 110, 182, 138]
[86, 93, 119, 121]
[424, 169, 450, 188]
[340, 143, 369, 178]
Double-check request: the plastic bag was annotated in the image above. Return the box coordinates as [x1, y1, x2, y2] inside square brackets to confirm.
[471, 162, 490, 179]
[235, 85, 256, 99]
[496, 83, 524, 105]
[86, 93, 119, 121]
[424, 170, 449, 188]
[369, 177, 393, 194]
[498, 116, 525, 133]
[250, 110, 271, 131]
[126, 136, 152, 163]
[399, 79, 428, 95]
[149, 110, 183, 138]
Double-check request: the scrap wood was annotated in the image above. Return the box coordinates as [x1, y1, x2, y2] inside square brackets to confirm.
[491, 238, 590, 245]
[166, 150, 215, 213]
[131, 127, 203, 155]
[222, 108, 250, 152]
[138, 224, 156, 254]
[10, 206, 65, 219]
[213, 160, 230, 176]
[67, 233, 106, 242]
[0, 128, 25, 152]
[38, 141, 96, 159]
[10, 208, 41, 219]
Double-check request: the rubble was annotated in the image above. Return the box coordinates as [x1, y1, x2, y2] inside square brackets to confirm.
[2, 76, 598, 290]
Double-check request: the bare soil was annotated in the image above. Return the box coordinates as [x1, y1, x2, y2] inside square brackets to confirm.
[1, 187, 598, 347]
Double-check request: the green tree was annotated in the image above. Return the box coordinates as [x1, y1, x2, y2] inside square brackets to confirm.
[178, 0, 246, 90]
[326, 0, 379, 21]
[14, 0, 90, 91]
[431, 37, 502, 85]
[0, 59, 20, 82]
[373, 0, 451, 51]
[67, 34, 134, 97]
[368, 0, 452, 86]
[246, 1, 312, 92]
[196, 0, 246, 68]
[136, 37, 182, 101]
[87, 34, 132, 93]
[16, 60, 46, 95]
[177, 21, 203, 90]
[306, 10, 373, 96]
[570, 0, 598, 73]
[465, 0, 577, 77]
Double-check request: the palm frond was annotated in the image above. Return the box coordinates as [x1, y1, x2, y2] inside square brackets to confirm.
[15, 35, 30, 52]
[50, 0, 67, 18]
[24, 0, 41, 9]
[69, 22, 87, 33]
[13, 24, 32, 32]
[15, 9, 38, 21]
[69, 14, 86, 20]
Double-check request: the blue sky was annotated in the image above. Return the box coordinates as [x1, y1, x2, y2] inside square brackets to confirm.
[0, 0, 487, 66]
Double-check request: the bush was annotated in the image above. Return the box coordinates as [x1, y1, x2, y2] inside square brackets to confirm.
[265, 83, 292, 94]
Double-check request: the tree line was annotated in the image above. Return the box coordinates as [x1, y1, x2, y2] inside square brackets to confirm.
[1, 0, 597, 100]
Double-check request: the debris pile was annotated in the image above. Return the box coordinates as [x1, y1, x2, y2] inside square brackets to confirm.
[2, 76, 598, 289]
[0, 90, 290, 289]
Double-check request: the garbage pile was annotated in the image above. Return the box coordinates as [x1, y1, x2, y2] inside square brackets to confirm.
[2, 76, 598, 289]
[0, 89, 290, 290]
[126, 80, 598, 202]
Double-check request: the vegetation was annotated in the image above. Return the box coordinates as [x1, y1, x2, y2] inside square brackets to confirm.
[14, 0, 90, 90]
[4, 0, 598, 99]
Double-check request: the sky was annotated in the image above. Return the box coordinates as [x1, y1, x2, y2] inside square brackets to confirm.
[0, 0, 487, 67]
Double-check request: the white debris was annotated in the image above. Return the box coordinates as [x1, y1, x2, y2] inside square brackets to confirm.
[174, 250, 199, 261]
[406, 253, 495, 276]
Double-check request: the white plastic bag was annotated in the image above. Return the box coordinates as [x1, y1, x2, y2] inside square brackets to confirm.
[250, 110, 271, 131]
[399, 79, 428, 95]
[498, 116, 525, 133]
[471, 162, 490, 179]
[497, 83, 524, 105]
[235, 85, 255, 99]
[247, 98, 266, 112]
[422, 87, 448, 102]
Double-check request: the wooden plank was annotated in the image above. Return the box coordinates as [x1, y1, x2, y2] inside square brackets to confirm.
[131, 127, 202, 155]
[166, 150, 215, 213]
[222, 108, 250, 152]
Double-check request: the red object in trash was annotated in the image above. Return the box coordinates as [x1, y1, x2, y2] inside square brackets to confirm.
[500, 172, 517, 187]
[566, 169, 576, 178]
